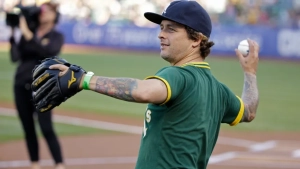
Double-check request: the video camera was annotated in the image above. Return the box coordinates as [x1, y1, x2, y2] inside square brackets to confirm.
[5, 5, 41, 32]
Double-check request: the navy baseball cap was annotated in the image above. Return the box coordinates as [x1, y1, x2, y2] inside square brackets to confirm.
[144, 0, 212, 38]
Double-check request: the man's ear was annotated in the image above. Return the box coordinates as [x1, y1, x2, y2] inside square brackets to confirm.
[192, 33, 203, 48]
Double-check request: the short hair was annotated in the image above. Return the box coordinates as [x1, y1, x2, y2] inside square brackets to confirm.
[185, 26, 214, 59]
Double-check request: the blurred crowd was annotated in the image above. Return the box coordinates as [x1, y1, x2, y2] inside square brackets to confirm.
[213, 0, 300, 28]
[0, 0, 299, 28]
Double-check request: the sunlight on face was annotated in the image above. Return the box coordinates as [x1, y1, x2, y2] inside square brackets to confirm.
[158, 20, 194, 64]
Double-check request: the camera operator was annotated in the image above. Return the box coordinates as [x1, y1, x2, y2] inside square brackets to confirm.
[9, 2, 65, 169]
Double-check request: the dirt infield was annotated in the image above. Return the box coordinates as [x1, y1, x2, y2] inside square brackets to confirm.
[0, 102, 300, 169]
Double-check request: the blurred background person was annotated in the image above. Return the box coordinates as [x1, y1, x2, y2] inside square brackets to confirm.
[8, 2, 65, 169]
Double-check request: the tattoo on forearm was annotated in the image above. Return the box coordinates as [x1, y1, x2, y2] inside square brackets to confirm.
[95, 77, 138, 102]
[241, 73, 259, 122]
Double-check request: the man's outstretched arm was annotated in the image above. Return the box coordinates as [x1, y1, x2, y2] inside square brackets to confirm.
[82, 76, 168, 104]
[235, 39, 260, 123]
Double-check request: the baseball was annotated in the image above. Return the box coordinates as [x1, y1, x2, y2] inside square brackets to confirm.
[238, 39, 249, 56]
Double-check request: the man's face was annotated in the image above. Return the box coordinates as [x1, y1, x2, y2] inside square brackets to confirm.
[158, 20, 194, 64]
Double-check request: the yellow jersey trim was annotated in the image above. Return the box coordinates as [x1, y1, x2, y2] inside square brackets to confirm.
[192, 65, 211, 69]
[184, 62, 209, 65]
[145, 76, 172, 105]
[230, 96, 245, 126]
[181, 62, 210, 69]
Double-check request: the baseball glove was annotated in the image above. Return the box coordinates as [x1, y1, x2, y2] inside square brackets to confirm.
[32, 58, 86, 113]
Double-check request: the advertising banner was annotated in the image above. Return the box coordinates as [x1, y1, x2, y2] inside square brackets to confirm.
[0, 20, 299, 59]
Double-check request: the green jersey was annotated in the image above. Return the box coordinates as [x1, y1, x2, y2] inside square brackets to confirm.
[135, 62, 244, 169]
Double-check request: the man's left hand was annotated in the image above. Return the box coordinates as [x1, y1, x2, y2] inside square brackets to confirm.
[32, 58, 86, 113]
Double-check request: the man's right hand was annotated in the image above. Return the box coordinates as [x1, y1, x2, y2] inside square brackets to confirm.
[235, 39, 259, 75]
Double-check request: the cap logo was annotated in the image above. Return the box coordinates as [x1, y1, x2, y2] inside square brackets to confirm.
[162, 0, 192, 14]
[162, 3, 171, 14]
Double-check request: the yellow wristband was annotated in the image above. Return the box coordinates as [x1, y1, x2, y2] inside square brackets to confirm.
[83, 71, 94, 90]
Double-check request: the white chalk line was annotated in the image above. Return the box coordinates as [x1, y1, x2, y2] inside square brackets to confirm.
[0, 108, 264, 148]
[1, 107, 297, 168]
[2, 112, 277, 151]
[0, 108, 260, 146]
[206, 141, 279, 165]
[0, 108, 142, 134]
[0, 108, 275, 149]
[214, 161, 300, 169]
[292, 149, 300, 158]
[208, 152, 237, 164]
[249, 140, 277, 152]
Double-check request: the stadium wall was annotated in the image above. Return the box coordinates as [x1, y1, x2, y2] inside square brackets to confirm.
[0, 20, 299, 59]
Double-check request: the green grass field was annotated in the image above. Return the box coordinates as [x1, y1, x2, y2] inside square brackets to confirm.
[0, 50, 299, 134]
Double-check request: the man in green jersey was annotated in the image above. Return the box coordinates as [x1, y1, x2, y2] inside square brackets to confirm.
[32, 0, 260, 168]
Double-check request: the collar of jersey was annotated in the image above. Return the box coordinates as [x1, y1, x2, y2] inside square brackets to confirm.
[181, 62, 210, 69]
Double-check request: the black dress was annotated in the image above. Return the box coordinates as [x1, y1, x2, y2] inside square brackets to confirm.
[9, 29, 65, 164]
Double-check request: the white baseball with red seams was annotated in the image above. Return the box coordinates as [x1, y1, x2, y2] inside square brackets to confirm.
[238, 39, 249, 56]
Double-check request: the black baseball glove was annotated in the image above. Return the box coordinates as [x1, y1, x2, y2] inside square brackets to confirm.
[32, 58, 86, 113]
